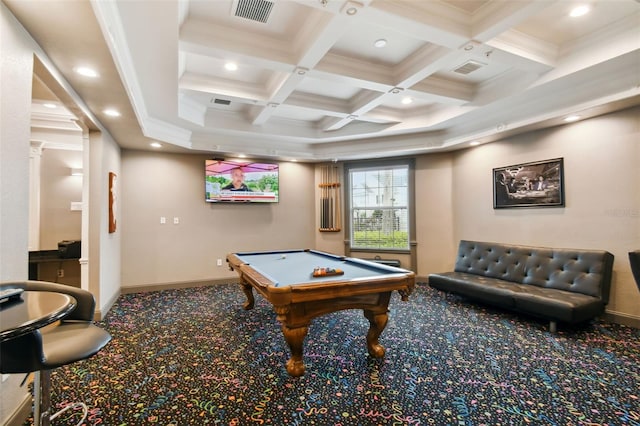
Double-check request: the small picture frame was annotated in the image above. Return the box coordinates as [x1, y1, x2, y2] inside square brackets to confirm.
[493, 158, 564, 209]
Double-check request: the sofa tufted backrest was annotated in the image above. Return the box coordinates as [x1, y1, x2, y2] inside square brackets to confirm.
[454, 240, 614, 302]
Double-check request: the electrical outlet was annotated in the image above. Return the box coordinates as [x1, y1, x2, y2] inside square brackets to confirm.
[57, 269, 64, 278]
[217, 259, 223, 266]
[174, 217, 180, 224]
[160, 217, 166, 224]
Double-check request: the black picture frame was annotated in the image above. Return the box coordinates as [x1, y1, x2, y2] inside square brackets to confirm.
[493, 158, 565, 209]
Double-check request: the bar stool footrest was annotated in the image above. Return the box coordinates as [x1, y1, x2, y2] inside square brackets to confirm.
[49, 402, 88, 426]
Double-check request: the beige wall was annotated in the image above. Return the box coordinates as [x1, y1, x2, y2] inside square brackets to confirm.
[1, 4, 36, 423]
[312, 108, 639, 324]
[39, 148, 83, 249]
[449, 107, 639, 321]
[1, 5, 123, 423]
[414, 153, 456, 275]
[106, 108, 640, 305]
[88, 130, 122, 313]
[120, 151, 316, 288]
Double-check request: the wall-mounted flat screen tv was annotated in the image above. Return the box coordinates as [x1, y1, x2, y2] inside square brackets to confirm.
[205, 160, 279, 203]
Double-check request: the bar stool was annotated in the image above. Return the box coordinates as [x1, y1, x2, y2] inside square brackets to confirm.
[0, 281, 111, 426]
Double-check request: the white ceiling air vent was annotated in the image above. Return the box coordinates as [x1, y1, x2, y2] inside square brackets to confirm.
[213, 98, 231, 105]
[453, 60, 486, 75]
[234, 0, 274, 23]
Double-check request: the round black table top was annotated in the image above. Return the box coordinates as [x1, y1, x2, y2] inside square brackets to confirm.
[0, 291, 77, 341]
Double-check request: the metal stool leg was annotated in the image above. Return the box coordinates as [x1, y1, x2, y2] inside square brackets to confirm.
[33, 370, 88, 426]
[33, 370, 51, 426]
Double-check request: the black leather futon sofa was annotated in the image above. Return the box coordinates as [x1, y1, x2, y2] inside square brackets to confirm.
[428, 240, 614, 332]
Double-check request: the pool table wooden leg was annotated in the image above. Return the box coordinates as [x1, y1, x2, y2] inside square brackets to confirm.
[364, 310, 388, 358]
[281, 324, 308, 377]
[240, 281, 255, 310]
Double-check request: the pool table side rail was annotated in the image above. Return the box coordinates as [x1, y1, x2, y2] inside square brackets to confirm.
[227, 253, 415, 306]
[286, 273, 415, 301]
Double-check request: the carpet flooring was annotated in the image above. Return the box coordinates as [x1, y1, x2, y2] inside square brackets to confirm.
[29, 283, 640, 425]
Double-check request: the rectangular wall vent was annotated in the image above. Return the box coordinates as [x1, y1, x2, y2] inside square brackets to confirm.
[234, 0, 274, 23]
[453, 60, 485, 75]
[213, 98, 231, 105]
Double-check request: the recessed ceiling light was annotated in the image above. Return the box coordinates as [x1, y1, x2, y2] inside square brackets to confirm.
[225, 62, 238, 71]
[401, 97, 413, 105]
[569, 5, 590, 17]
[42, 103, 57, 109]
[238, 154, 246, 158]
[346, 7, 357, 15]
[150, 142, 162, 148]
[564, 115, 581, 122]
[103, 109, 121, 117]
[470, 141, 480, 146]
[74, 66, 99, 78]
[374, 39, 387, 48]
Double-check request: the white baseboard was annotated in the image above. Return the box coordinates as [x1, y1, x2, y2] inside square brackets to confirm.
[3, 392, 31, 426]
[603, 310, 640, 329]
[120, 278, 238, 295]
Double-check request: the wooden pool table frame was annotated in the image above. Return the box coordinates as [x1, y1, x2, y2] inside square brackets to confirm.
[226, 249, 415, 377]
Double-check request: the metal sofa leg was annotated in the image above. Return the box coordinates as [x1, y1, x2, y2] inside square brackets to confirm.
[549, 321, 557, 333]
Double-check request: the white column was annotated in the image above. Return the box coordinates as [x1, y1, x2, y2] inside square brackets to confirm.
[79, 124, 90, 291]
[28, 141, 44, 251]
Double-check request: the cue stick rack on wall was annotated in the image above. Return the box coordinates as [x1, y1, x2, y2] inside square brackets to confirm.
[319, 165, 341, 232]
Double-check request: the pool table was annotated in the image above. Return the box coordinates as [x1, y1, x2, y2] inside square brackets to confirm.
[226, 249, 415, 377]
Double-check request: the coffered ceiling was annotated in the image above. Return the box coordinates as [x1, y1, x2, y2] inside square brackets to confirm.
[5, 0, 640, 161]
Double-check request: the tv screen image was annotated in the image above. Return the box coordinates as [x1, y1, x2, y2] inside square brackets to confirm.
[205, 160, 279, 203]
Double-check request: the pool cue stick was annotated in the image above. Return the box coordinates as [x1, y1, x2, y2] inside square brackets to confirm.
[320, 166, 324, 229]
[328, 165, 332, 229]
[328, 166, 332, 228]
[331, 166, 336, 229]
[334, 166, 340, 229]
[322, 167, 328, 229]
[331, 165, 336, 229]
[321, 165, 326, 228]
[324, 166, 328, 229]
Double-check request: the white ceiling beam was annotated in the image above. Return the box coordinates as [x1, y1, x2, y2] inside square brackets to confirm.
[363, 0, 470, 48]
[252, 4, 371, 125]
[471, 0, 558, 42]
[179, 72, 269, 103]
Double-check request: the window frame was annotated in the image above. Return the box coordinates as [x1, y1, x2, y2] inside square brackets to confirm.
[344, 158, 415, 255]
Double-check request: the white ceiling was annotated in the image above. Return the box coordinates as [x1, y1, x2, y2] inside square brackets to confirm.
[6, 0, 640, 161]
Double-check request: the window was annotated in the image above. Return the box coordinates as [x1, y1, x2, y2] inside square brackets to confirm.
[346, 159, 413, 251]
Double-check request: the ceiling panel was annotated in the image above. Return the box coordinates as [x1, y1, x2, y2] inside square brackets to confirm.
[5, 0, 639, 160]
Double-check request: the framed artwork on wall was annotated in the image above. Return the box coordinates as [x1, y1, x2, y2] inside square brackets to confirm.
[109, 172, 117, 233]
[493, 158, 565, 209]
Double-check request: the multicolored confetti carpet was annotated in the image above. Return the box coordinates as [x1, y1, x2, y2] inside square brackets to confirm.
[31, 283, 639, 425]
